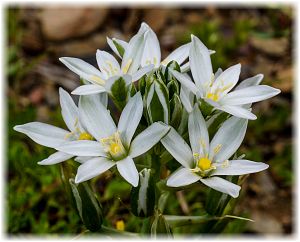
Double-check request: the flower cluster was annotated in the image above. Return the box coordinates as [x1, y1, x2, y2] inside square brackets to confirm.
[14, 22, 280, 201]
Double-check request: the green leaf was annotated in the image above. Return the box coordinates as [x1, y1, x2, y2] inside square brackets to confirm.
[69, 179, 103, 232]
[170, 94, 182, 129]
[113, 39, 125, 57]
[150, 210, 173, 238]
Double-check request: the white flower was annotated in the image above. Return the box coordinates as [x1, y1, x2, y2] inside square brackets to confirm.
[109, 23, 215, 72]
[161, 105, 269, 198]
[13, 88, 106, 165]
[56, 92, 170, 187]
[59, 25, 154, 96]
[171, 35, 281, 120]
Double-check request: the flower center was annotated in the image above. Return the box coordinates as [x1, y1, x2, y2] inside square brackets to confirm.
[78, 132, 93, 140]
[101, 132, 127, 160]
[197, 157, 212, 171]
[206, 92, 219, 102]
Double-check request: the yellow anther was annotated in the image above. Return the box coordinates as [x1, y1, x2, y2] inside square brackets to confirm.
[197, 157, 212, 171]
[206, 92, 219, 102]
[122, 59, 132, 74]
[116, 220, 125, 231]
[105, 61, 118, 76]
[78, 132, 93, 140]
[213, 144, 222, 155]
[64, 132, 73, 140]
[153, 57, 157, 65]
[90, 75, 105, 85]
[101, 132, 126, 159]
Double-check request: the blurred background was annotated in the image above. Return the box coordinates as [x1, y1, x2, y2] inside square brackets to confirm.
[6, 5, 293, 235]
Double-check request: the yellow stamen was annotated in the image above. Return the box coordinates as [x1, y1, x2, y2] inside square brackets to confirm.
[197, 157, 212, 171]
[153, 57, 157, 65]
[116, 220, 125, 231]
[101, 132, 126, 159]
[110, 142, 121, 155]
[90, 75, 105, 85]
[78, 132, 93, 140]
[206, 92, 219, 102]
[122, 59, 132, 74]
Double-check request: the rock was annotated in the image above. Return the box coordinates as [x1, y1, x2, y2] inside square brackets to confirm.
[48, 32, 107, 57]
[143, 9, 169, 32]
[39, 8, 109, 41]
[250, 37, 288, 57]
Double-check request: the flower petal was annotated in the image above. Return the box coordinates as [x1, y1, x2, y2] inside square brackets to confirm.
[59, 87, 78, 132]
[163, 43, 190, 66]
[218, 105, 257, 120]
[170, 70, 199, 96]
[141, 24, 161, 68]
[116, 156, 139, 187]
[107, 37, 128, 58]
[235, 74, 264, 90]
[209, 116, 248, 162]
[79, 95, 116, 141]
[190, 35, 213, 93]
[96, 50, 121, 79]
[129, 122, 170, 158]
[211, 64, 241, 97]
[132, 64, 154, 82]
[59, 57, 105, 84]
[71, 84, 106, 95]
[160, 127, 194, 168]
[212, 159, 269, 176]
[200, 177, 241, 198]
[167, 167, 200, 187]
[75, 157, 115, 183]
[118, 92, 143, 147]
[188, 105, 209, 155]
[38, 151, 73, 165]
[57, 140, 107, 157]
[74, 156, 94, 163]
[180, 85, 194, 113]
[13, 122, 68, 148]
[221, 85, 281, 106]
[121, 26, 146, 74]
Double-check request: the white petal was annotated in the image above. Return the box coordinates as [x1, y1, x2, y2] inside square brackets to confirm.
[160, 127, 194, 168]
[209, 116, 248, 162]
[218, 105, 257, 120]
[38, 151, 73, 165]
[180, 85, 194, 113]
[214, 68, 223, 79]
[167, 167, 200, 187]
[235, 74, 264, 90]
[75, 157, 115, 183]
[59, 87, 78, 132]
[116, 156, 139, 187]
[74, 156, 94, 163]
[59, 57, 105, 84]
[221, 85, 281, 106]
[129, 122, 170, 158]
[141, 26, 161, 68]
[132, 64, 154, 82]
[190, 35, 213, 93]
[79, 95, 116, 141]
[104, 75, 132, 93]
[188, 105, 209, 155]
[118, 92, 143, 146]
[200, 177, 241, 198]
[121, 27, 146, 74]
[96, 50, 121, 79]
[154, 81, 169, 124]
[71, 84, 106, 95]
[211, 64, 241, 97]
[163, 43, 190, 66]
[170, 70, 199, 96]
[14, 122, 68, 148]
[213, 159, 269, 176]
[57, 140, 107, 157]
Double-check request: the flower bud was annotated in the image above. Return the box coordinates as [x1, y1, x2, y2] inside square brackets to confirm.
[130, 168, 155, 217]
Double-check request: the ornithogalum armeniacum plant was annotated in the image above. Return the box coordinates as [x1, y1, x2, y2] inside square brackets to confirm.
[14, 22, 281, 236]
